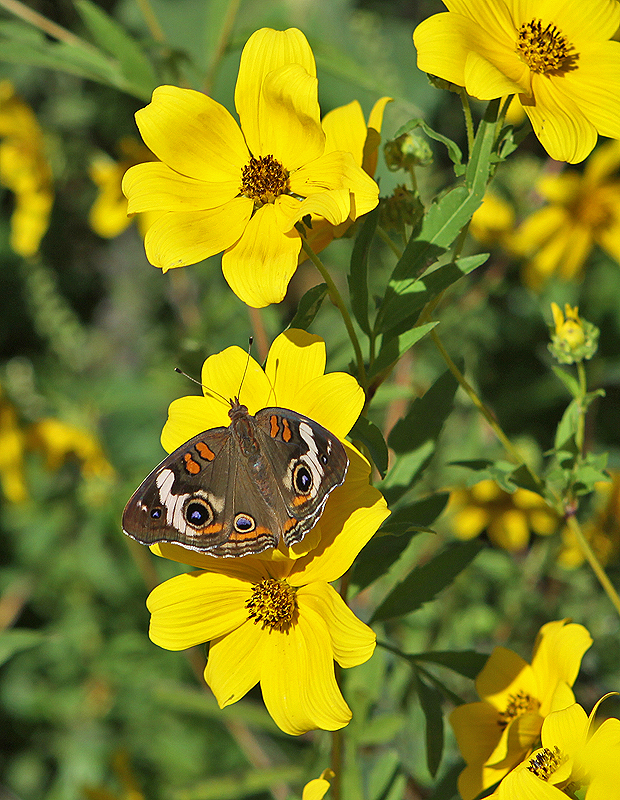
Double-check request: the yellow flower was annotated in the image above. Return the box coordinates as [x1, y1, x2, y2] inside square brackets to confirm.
[450, 619, 592, 800]
[548, 303, 598, 364]
[558, 474, 620, 569]
[494, 699, 620, 800]
[413, 0, 620, 163]
[89, 137, 160, 239]
[303, 769, 334, 800]
[28, 417, 114, 480]
[123, 28, 380, 307]
[448, 479, 557, 552]
[469, 192, 515, 246]
[0, 81, 53, 257]
[299, 96, 391, 258]
[146, 329, 389, 735]
[0, 384, 27, 503]
[510, 140, 620, 287]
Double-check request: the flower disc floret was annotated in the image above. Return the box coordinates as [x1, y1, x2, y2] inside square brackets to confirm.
[516, 20, 576, 74]
[246, 578, 298, 631]
[241, 154, 290, 205]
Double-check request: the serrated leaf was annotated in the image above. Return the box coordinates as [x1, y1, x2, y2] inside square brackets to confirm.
[370, 539, 482, 622]
[394, 118, 464, 175]
[349, 415, 388, 478]
[369, 321, 438, 381]
[76, 0, 157, 96]
[411, 650, 488, 679]
[286, 282, 327, 331]
[417, 676, 444, 778]
[348, 206, 378, 335]
[0, 629, 45, 666]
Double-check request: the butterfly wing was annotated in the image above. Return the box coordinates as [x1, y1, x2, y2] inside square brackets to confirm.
[254, 407, 349, 547]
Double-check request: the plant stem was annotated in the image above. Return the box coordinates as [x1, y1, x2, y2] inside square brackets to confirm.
[576, 360, 587, 455]
[459, 88, 475, 156]
[566, 515, 620, 617]
[0, 0, 99, 51]
[300, 238, 366, 387]
[136, 0, 167, 43]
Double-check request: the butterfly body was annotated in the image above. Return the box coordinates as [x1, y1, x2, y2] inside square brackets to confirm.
[122, 399, 348, 557]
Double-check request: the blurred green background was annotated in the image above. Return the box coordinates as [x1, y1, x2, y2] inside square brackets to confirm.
[1, 1, 619, 799]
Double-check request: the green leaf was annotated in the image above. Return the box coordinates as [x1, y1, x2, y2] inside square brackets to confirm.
[286, 283, 327, 331]
[357, 714, 405, 746]
[394, 118, 464, 175]
[348, 207, 379, 335]
[417, 676, 444, 778]
[381, 493, 450, 534]
[369, 321, 438, 382]
[370, 540, 483, 622]
[76, 0, 157, 96]
[555, 399, 580, 450]
[411, 650, 488, 679]
[426, 763, 461, 800]
[552, 366, 580, 397]
[0, 629, 45, 666]
[573, 453, 609, 496]
[349, 415, 388, 478]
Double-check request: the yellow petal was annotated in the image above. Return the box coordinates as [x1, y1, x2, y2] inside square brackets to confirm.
[551, 0, 620, 42]
[264, 329, 326, 403]
[205, 621, 263, 707]
[524, 76, 598, 164]
[256, 64, 325, 169]
[464, 50, 529, 99]
[561, 42, 620, 141]
[151, 542, 273, 579]
[298, 582, 375, 668]
[584, 139, 620, 185]
[143, 197, 253, 270]
[488, 509, 530, 551]
[222, 203, 301, 307]
[510, 206, 568, 256]
[135, 86, 248, 181]
[203, 349, 273, 413]
[450, 701, 503, 764]
[458, 762, 515, 800]
[363, 96, 392, 176]
[275, 190, 352, 230]
[446, 0, 518, 40]
[147, 571, 251, 649]
[289, 373, 364, 439]
[494, 762, 558, 800]
[323, 100, 366, 163]
[123, 162, 239, 213]
[291, 151, 380, 215]
[161, 395, 227, 452]
[235, 28, 316, 157]
[531, 619, 592, 711]
[542, 702, 588, 757]
[302, 775, 332, 800]
[452, 506, 490, 539]
[260, 608, 351, 735]
[476, 646, 535, 703]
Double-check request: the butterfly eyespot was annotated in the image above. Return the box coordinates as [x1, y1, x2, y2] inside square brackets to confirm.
[234, 513, 256, 532]
[320, 453, 329, 465]
[293, 463, 313, 494]
[184, 498, 214, 528]
[150, 507, 163, 519]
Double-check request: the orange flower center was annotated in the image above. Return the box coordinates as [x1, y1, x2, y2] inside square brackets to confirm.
[497, 690, 540, 729]
[241, 154, 290, 206]
[516, 19, 577, 74]
[527, 746, 565, 781]
[245, 578, 298, 632]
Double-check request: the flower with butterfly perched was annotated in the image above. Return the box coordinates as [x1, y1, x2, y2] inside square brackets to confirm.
[413, 0, 620, 163]
[122, 27, 380, 308]
[145, 328, 389, 735]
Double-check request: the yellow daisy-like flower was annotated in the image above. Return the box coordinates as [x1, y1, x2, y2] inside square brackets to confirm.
[122, 28, 380, 308]
[89, 137, 160, 239]
[146, 329, 389, 735]
[299, 96, 391, 259]
[0, 80, 53, 257]
[413, 0, 620, 163]
[494, 699, 620, 800]
[303, 769, 334, 800]
[448, 479, 557, 552]
[469, 192, 515, 246]
[0, 384, 27, 503]
[450, 619, 592, 800]
[27, 417, 114, 480]
[511, 140, 620, 287]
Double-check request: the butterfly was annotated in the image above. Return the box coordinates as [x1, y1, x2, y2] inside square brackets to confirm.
[122, 398, 348, 557]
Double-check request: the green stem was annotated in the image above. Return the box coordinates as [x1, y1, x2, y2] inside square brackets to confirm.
[430, 328, 544, 490]
[136, 0, 167, 43]
[0, 0, 100, 51]
[458, 88, 475, 156]
[376, 225, 404, 259]
[576, 360, 587, 455]
[300, 238, 366, 387]
[566, 515, 620, 618]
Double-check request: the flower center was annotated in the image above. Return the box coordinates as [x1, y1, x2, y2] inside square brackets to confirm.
[245, 578, 298, 632]
[241, 154, 289, 205]
[516, 19, 577, 74]
[527, 746, 566, 781]
[497, 690, 540, 729]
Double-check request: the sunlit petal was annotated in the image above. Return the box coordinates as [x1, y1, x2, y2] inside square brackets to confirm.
[206, 621, 263, 707]
[264, 329, 326, 403]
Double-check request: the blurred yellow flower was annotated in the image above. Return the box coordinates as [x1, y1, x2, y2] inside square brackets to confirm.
[146, 329, 389, 735]
[89, 137, 160, 239]
[450, 619, 592, 800]
[469, 192, 515, 246]
[0, 385, 27, 503]
[28, 417, 114, 480]
[123, 28, 379, 307]
[493, 699, 620, 800]
[511, 140, 620, 288]
[0, 80, 53, 257]
[413, 0, 620, 163]
[558, 474, 620, 569]
[299, 96, 391, 259]
[448, 479, 557, 552]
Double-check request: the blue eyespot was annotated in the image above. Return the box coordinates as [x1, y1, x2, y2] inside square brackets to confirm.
[150, 507, 162, 519]
[294, 463, 312, 494]
[184, 499, 214, 528]
[234, 513, 256, 532]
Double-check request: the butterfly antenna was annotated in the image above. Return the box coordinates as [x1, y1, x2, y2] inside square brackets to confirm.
[236, 336, 254, 400]
[174, 368, 228, 403]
